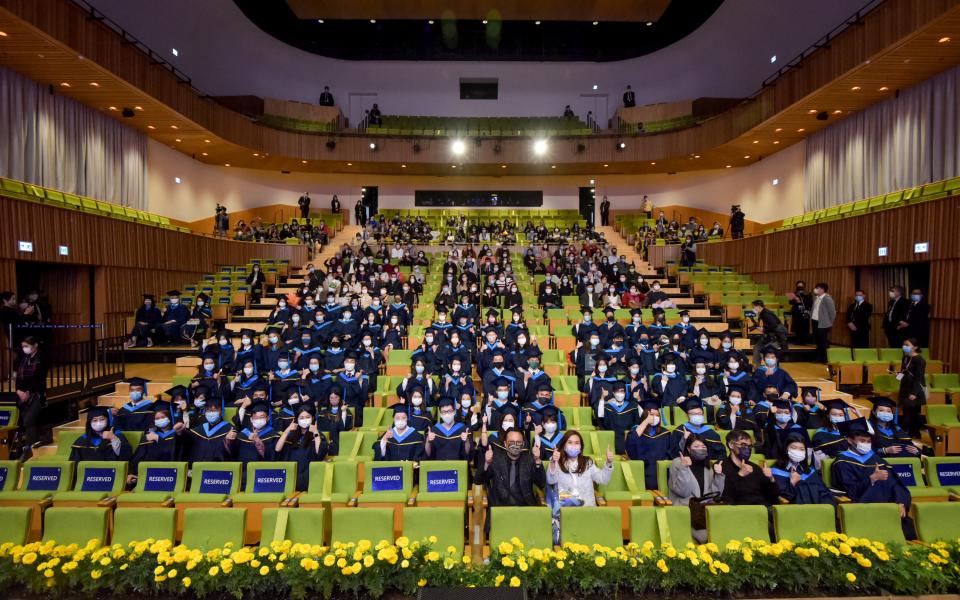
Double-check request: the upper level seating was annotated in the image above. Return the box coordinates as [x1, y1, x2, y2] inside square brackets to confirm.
[367, 115, 591, 136]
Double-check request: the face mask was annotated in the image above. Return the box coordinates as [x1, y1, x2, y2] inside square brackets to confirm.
[829, 415, 845, 424]
[775, 413, 791, 424]
[597, 364, 608, 374]
[506, 442, 523, 457]
[513, 314, 520, 322]
[517, 337, 527, 345]
[394, 418, 407, 430]
[699, 338, 708, 346]
[130, 391, 143, 402]
[411, 396, 423, 407]
[205, 412, 220, 424]
[414, 365, 425, 374]
[251, 418, 267, 429]
[294, 417, 312, 429]
[242, 337, 252, 345]
[666, 364, 677, 374]
[653, 285, 661, 291]
[729, 396, 742, 406]
[876, 411, 894, 422]
[170, 299, 180, 305]
[689, 448, 708, 461]
[629, 366, 640, 376]
[492, 362, 504, 371]
[278, 361, 289, 370]
[154, 417, 170, 429]
[425, 336, 434, 344]
[496, 390, 509, 401]
[855, 295, 864, 303]
[764, 358, 777, 368]
[543, 422, 558, 435]
[688, 414, 705, 426]
[728, 361, 739, 370]
[590, 338, 599, 347]
[193, 398, 206, 408]
[607, 315, 615, 323]
[902, 345, 912, 354]
[440, 412, 455, 425]
[911, 294, 921, 303]
[205, 362, 218, 372]
[695, 367, 707, 375]
[722, 342, 732, 350]
[855, 441, 873, 455]
[736, 446, 752, 461]
[565, 446, 581, 458]
[91, 419, 108, 432]
[613, 392, 626, 402]
[197, 301, 206, 308]
[632, 315, 641, 323]
[501, 420, 515, 430]
[344, 362, 355, 372]
[269, 336, 279, 344]
[461, 398, 472, 409]
[362, 339, 372, 347]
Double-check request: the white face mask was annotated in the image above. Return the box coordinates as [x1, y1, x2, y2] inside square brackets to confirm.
[269, 336, 279, 344]
[543, 422, 558, 435]
[501, 420, 515, 430]
[728, 361, 739, 370]
[613, 392, 626, 402]
[787, 448, 807, 463]
[665, 364, 677, 373]
[440, 412, 455, 425]
[648, 415, 660, 427]
[298, 418, 313, 429]
[362, 339, 372, 347]
[629, 366, 640, 376]
[695, 367, 707, 375]
[90, 419, 108, 432]
[855, 441, 873, 455]
[461, 398, 472, 409]
[729, 397, 742, 406]
[277, 361, 290, 370]
[242, 337, 252, 345]
[343, 362, 355, 372]
[251, 418, 267, 429]
[394, 418, 407, 431]
[243, 367, 254, 376]
[411, 396, 423, 407]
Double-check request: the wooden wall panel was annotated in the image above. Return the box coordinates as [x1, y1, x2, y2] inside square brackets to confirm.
[610, 206, 767, 235]
[700, 195, 960, 370]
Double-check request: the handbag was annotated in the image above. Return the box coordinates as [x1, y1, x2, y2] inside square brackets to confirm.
[687, 491, 722, 530]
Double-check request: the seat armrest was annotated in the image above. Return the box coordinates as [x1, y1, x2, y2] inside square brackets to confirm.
[97, 497, 118, 508]
[347, 497, 358, 507]
[596, 496, 607, 506]
[161, 498, 175, 508]
[221, 499, 233, 507]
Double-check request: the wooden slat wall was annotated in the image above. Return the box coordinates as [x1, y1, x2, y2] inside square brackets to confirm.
[0, 195, 307, 338]
[699, 196, 960, 370]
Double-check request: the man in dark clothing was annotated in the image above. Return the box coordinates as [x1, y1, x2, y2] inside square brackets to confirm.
[355, 199, 366, 227]
[331, 195, 341, 214]
[882, 286, 909, 347]
[298, 193, 311, 219]
[729, 205, 745, 239]
[750, 300, 788, 364]
[0, 291, 22, 347]
[845, 290, 873, 348]
[623, 85, 636, 108]
[600, 196, 611, 226]
[476, 428, 545, 513]
[900, 289, 930, 348]
[318, 86, 335, 106]
[720, 430, 780, 506]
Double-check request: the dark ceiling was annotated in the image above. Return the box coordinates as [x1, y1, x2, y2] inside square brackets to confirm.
[233, 0, 724, 62]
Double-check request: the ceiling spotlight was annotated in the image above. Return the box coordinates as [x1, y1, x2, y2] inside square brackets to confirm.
[592, 84, 598, 90]
[939, 36, 951, 43]
[501, 164, 507, 168]
[147, 125, 155, 130]
[533, 139, 548, 156]
[346, 162, 353, 166]
[317, 19, 324, 23]
[879, 86, 889, 91]
[172, 48, 179, 56]
[616, 141, 626, 150]
[603, 164, 609, 167]
[134, 106, 143, 111]
[725, 165, 732, 168]
[592, 21, 599, 26]
[89, 82, 99, 87]
[0, 31, 7, 37]
[743, 155, 750, 159]
[451, 165, 457, 169]
[752, 140, 759, 144]
[772, 178, 779, 186]
[770, 55, 777, 63]
[534, 20, 541, 25]
[253, 153, 259, 156]
[694, 155, 700, 159]
[797, 128, 805, 132]
[650, 162, 656, 166]
[808, 109, 817, 114]
[174, 138, 181, 142]
[224, 163, 230, 167]
[773, 141, 780, 144]
[201, 152, 208, 156]
[59, 82, 70, 87]
[451, 139, 466, 156]
[401, 164, 407, 168]
[428, 20, 434, 24]
[204, 139, 211, 143]
[108, 106, 117, 111]
[301, 160, 307, 164]
[551, 165, 556, 169]
[646, 22, 653, 26]
[370, 19, 376, 24]
[369, 142, 378, 151]
[851, 86, 861, 91]
[170, 125, 178, 129]
[482, 20, 488, 24]
[833, 109, 842, 114]
[775, 128, 782, 132]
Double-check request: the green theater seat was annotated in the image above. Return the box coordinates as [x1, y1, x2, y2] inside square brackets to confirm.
[357, 461, 414, 505]
[297, 461, 359, 506]
[772, 504, 836, 542]
[914, 503, 960, 543]
[628, 506, 692, 547]
[417, 460, 469, 504]
[559, 506, 622, 548]
[706, 505, 770, 545]
[42, 507, 109, 546]
[330, 507, 394, 545]
[0, 506, 32, 544]
[116, 461, 188, 505]
[259, 507, 326, 547]
[181, 508, 247, 550]
[489, 506, 552, 551]
[112, 507, 177, 547]
[402, 506, 465, 557]
[839, 503, 904, 545]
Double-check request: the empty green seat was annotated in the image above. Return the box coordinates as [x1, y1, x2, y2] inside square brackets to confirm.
[402, 506, 464, 557]
[489, 506, 552, 550]
[330, 507, 394, 545]
[559, 506, 622, 548]
[0, 461, 21, 492]
[599, 461, 654, 503]
[924, 456, 960, 492]
[706, 505, 770, 545]
[772, 504, 836, 542]
[838, 503, 904, 544]
[112, 507, 176, 547]
[0, 460, 74, 502]
[885, 458, 950, 499]
[260, 507, 326, 546]
[42, 507, 109, 545]
[181, 508, 247, 550]
[232, 462, 297, 504]
[0, 506, 32, 544]
[914, 502, 960, 543]
[298, 461, 359, 506]
[628, 506, 692, 547]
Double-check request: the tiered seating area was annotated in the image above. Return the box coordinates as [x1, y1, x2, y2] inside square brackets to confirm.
[368, 115, 592, 136]
[618, 114, 702, 135]
[1, 176, 188, 232]
[767, 175, 960, 233]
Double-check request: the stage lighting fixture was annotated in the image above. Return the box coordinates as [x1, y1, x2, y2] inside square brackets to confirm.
[533, 139, 548, 156]
[369, 142, 378, 151]
[616, 141, 626, 151]
[451, 140, 466, 156]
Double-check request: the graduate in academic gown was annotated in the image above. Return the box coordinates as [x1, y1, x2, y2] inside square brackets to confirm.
[274, 380, 308, 431]
[867, 396, 921, 458]
[650, 355, 688, 409]
[159, 290, 190, 343]
[374, 404, 426, 461]
[292, 328, 324, 371]
[425, 397, 472, 461]
[262, 325, 288, 372]
[270, 351, 301, 392]
[770, 433, 835, 505]
[795, 387, 828, 429]
[69, 405, 133, 462]
[316, 388, 353, 455]
[397, 384, 433, 432]
[519, 347, 551, 406]
[300, 355, 331, 406]
[625, 399, 675, 489]
[325, 351, 369, 424]
[670, 398, 724, 460]
[233, 329, 265, 374]
[523, 382, 568, 431]
[751, 347, 798, 399]
[207, 328, 235, 372]
[230, 401, 280, 472]
[811, 399, 853, 458]
[442, 356, 474, 403]
[130, 402, 183, 473]
[533, 406, 565, 462]
[185, 398, 233, 462]
[128, 293, 162, 347]
[114, 377, 156, 433]
[830, 417, 916, 539]
[715, 386, 760, 439]
[275, 405, 329, 491]
[599, 380, 642, 454]
[687, 329, 721, 372]
[761, 398, 811, 459]
[670, 311, 698, 351]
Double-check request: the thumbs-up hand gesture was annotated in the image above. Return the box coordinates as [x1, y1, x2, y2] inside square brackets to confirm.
[713, 462, 724, 475]
[460, 430, 469, 442]
[790, 470, 802, 486]
[869, 464, 887, 483]
[680, 454, 692, 467]
[485, 446, 494, 466]
[606, 445, 615, 464]
[146, 431, 159, 442]
[383, 429, 394, 441]
[427, 430, 437, 442]
[226, 428, 237, 441]
[551, 448, 561, 464]
[761, 465, 774, 480]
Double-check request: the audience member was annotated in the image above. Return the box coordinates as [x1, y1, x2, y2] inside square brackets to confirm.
[845, 289, 872, 348]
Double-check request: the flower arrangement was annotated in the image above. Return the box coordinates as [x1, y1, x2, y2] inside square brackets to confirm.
[1, 533, 958, 599]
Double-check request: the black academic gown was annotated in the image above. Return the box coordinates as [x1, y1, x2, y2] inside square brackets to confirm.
[772, 465, 836, 505]
[812, 427, 847, 457]
[69, 430, 133, 462]
[114, 399, 157, 433]
[831, 450, 912, 506]
[130, 428, 180, 472]
[374, 426, 426, 461]
[186, 420, 233, 462]
[600, 400, 642, 454]
[427, 421, 470, 461]
[670, 422, 725, 460]
[625, 426, 674, 489]
[279, 429, 329, 491]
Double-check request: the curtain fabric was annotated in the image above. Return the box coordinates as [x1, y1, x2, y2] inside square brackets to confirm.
[804, 64, 960, 211]
[0, 66, 147, 209]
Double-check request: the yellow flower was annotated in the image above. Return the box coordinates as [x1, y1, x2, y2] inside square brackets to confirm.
[99, 557, 111, 566]
[363, 555, 374, 568]
[154, 565, 165, 575]
[336, 558, 347, 568]
[556, 560, 565, 569]
[462, 555, 472, 564]
[839, 543, 852, 556]
[501, 556, 515, 568]
[509, 576, 521, 588]
[494, 574, 505, 587]
[846, 572, 857, 583]
[417, 578, 428, 587]
[275, 562, 284, 571]
[665, 546, 677, 558]
[426, 551, 440, 562]
[90, 570, 102, 580]
[167, 568, 178, 578]
[498, 541, 515, 555]
[323, 554, 336, 567]
[22, 552, 38, 565]
[401, 559, 410, 568]
[656, 559, 669, 573]
[443, 557, 456, 570]
[259, 565, 270, 576]
[182, 577, 191, 588]
[742, 549, 753, 563]
[208, 566, 220, 577]
[518, 559, 528, 572]
[43, 569, 54, 579]
[595, 556, 606, 568]
[396, 537, 409, 548]
[858, 557, 872, 568]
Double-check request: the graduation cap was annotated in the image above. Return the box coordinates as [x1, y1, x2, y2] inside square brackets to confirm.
[193, 385, 211, 399]
[652, 307, 665, 316]
[164, 385, 189, 399]
[760, 345, 782, 358]
[801, 386, 821, 400]
[197, 292, 211, 303]
[837, 417, 873, 438]
[142, 294, 156, 302]
[536, 381, 553, 393]
[166, 290, 182, 297]
[489, 347, 507, 358]
[540, 405, 561, 421]
[277, 351, 292, 361]
[498, 404, 521, 419]
[152, 399, 176, 415]
[868, 396, 897, 410]
[250, 380, 272, 394]
[626, 355, 641, 366]
[630, 308, 643, 317]
[125, 377, 150, 391]
[640, 398, 661, 412]
[821, 399, 849, 413]
[683, 397, 704, 411]
[595, 352, 611, 362]
[390, 403, 411, 415]
[407, 383, 427, 396]
[437, 397, 456, 409]
[610, 380, 627, 392]
[679, 310, 690, 317]
[581, 306, 594, 315]
[265, 323, 285, 332]
[280, 380, 302, 397]
[436, 306, 449, 314]
[492, 376, 513, 389]
[216, 328, 235, 339]
[86, 405, 114, 429]
[248, 401, 272, 416]
[603, 306, 616, 315]
[771, 398, 793, 411]
[239, 328, 257, 338]
[202, 350, 220, 361]
[526, 346, 543, 358]
[719, 331, 735, 341]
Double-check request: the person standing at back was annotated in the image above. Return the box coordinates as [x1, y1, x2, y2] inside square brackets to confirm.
[318, 86, 335, 107]
[600, 196, 611, 226]
[330, 194, 340, 214]
[899, 289, 930, 348]
[623, 85, 636, 108]
[810, 283, 836, 362]
[897, 338, 926, 438]
[845, 289, 872, 348]
[882, 286, 908, 347]
[298, 192, 311, 219]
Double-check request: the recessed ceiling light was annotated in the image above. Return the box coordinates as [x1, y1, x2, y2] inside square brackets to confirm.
[317, 19, 324, 23]
[370, 19, 376, 24]
[551, 165, 556, 169]
[174, 177, 181, 184]
[204, 139, 211, 143]
[428, 20, 434, 24]
[147, 125, 155, 129]
[501, 164, 507, 168]
[302, 160, 307, 164]
[89, 82, 99, 87]
[775, 128, 782, 132]
[534, 20, 541, 25]
[592, 21, 599, 26]
[482, 20, 488, 24]
[451, 165, 457, 168]
[851, 86, 861, 91]
[451, 139, 466, 156]
[108, 106, 117, 111]
[174, 138, 181, 142]
[808, 109, 817, 114]
[879, 86, 889, 91]
[401, 164, 406, 168]
[770, 55, 777, 63]
[134, 106, 143, 111]
[59, 82, 70, 87]
[201, 152, 208, 156]
[773, 140, 780, 144]
[650, 162, 656, 165]
[170, 125, 178, 129]
[253, 153, 259, 156]
[346, 162, 352, 166]
[772, 178, 779, 186]
[224, 163, 230, 167]
[533, 139, 548, 155]
[797, 128, 805, 132]
[171, 48, 179, 56]
[725, 165, 732, 168]
[743, 155, 750, 159]
[592, 84, 598, 90]
[752, 140, 759, 144]
[0, 31, 7, 37]
[646, 22, 652, 26]
[833, 109, 842, 114]
[694, 155, 700, 159]
[603, 164, 609, 167]
[939, 36, 951, 43]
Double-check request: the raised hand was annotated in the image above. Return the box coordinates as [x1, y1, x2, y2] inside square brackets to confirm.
[606, 445, 615, 463]
[460, 431, 469, 442]
[485, 446, 494, 466]
[680, 455, 692, 467]
[383, 429, 394, 440]
[713, 462, 723, 475]
[789, 470, 802, 486]
[551, 448, 561, 463]
[427, 430, 437, 442]
[761, 465, 773, 480]
[226, 428, 237, 441]
[738, 463, 753, 478]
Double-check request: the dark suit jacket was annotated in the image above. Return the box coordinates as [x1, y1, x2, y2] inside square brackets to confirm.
[904, 299, 930, 343]
[475, 448, 545, 507]
[882, 297, 908, 333]
[578, 292, 603, 309]
[845, 300, 872, 331]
